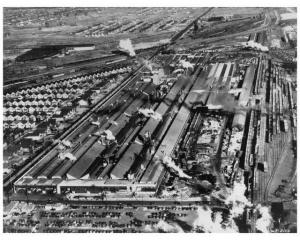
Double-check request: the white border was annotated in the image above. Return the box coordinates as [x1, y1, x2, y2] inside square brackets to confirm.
[0, 0, 299, 7]
[1, 1, 299, 240]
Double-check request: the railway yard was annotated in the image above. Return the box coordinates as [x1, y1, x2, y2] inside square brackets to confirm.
[2, 7, 297, 233]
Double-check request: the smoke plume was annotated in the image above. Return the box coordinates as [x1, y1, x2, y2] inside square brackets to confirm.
[155, 220, 184, 233]
[224, 181, 253, 218]
[255, 204, 272, 232]
[138, 108, 162, 121]
[179, 60, 194, 69]
[162, 156, 192, 179]
[119, 39, 136, 56]
[193, 207, 238, 233]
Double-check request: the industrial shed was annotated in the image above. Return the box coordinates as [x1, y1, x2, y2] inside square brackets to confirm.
[239, 64, 255, 106]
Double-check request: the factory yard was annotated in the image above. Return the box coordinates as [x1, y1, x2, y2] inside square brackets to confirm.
[2, 6, 297, 234]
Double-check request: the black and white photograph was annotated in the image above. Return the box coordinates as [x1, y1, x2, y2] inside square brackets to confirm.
[1, 0, 298, 235]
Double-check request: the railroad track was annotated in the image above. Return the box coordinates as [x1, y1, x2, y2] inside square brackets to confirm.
[263, 132, 290, 201]
[178, 12, 272, 47]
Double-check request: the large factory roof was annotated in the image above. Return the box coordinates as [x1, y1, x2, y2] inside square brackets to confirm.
[57, 179, 157, 187]
[67, 141, 104, 179]
[140, 159, 162, 184]
[239, 64, 255, 106]
[38, 158, 66, 179]
[206, 63, 234, 109]
[208, 63, 219, 79]
[110, 143, 142, 179]
[65, 83, 156, 180]
[109, 75, 189, 180]
[222, 63, 232, 84]
[155, 66, 206, 160]
[156, 106, 190, 160]
[52, 161, 73, 179]
[24, 149, 59, 179]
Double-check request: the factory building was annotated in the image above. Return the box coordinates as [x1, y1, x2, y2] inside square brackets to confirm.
[14, 58, 199, 196]
[56, 179, 160, 195]
[239, 64, 255, 107]
[206, 62, 235, 110]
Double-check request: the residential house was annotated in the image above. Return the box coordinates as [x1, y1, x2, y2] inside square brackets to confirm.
[22, 106, 28, 113]
[17, 122, 25, 129]
[15, 115, 22, 121]
[62, 93, 69, 99]
[42, 106, 49, 112]
[7, 115, 15, 122]
[25, 100, 31, 106]
[12, 100, 19, 107]
[8, 107, 15, 113]
[28, 107, 35, 114]
[31, 100, 38, 106]
[29, 115, 37, 122]
[51, 99, 58, 106]
[21, 115, 29, 121]
[18, 100, 25, 107]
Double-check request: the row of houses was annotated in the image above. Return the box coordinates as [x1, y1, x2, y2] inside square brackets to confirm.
[3, 93, 79, 108]
[3, 102, 79, 122]
[4, 105, 78, 122]
[4, 107, 77, 130]
[4, 65, 131, 135]
[3, 121, 37, 130]
[5, 85, 85, 101]
[4, 98, 62, 108]
[6, 88, 83, 100]
[4, 113, 46, 122]
[4, 66, 132, 100]
[5, 82, 80, 99]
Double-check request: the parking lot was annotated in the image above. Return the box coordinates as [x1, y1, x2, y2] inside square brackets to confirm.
[4, 203, 200, 233]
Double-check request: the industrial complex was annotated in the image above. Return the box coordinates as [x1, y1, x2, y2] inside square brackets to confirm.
[3, 6, 297, 233]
